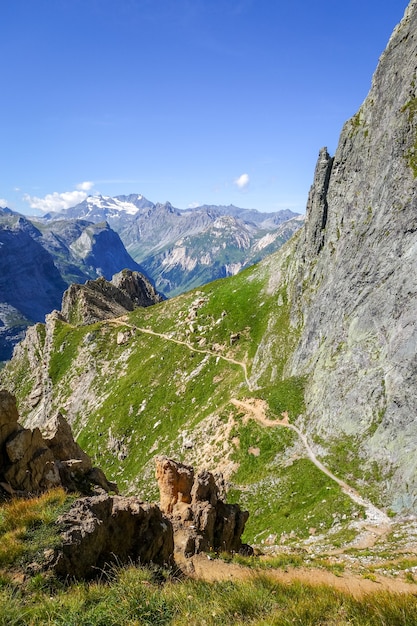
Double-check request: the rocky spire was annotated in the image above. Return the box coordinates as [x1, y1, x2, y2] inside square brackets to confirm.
[302, 147, 333, 260]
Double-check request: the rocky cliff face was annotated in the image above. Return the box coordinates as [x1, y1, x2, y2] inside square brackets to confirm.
[286, 1, 417, 510]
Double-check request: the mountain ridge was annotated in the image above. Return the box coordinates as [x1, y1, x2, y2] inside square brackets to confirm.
[0, 209, 148, 359]
[45, 197, 303, 296]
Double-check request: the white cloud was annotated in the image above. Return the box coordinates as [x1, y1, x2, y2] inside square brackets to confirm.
[23, 189, 90, 213]
[187, 202, 200, 209]
[76, 181, 94, 191]
[0, 198, 8, 207]
[234, 173, 250, 189]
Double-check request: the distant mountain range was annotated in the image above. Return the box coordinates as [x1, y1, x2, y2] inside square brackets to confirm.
[0, 199, 301, 359]
[47, 196, 303, 296]
[0, 208, 143, 360]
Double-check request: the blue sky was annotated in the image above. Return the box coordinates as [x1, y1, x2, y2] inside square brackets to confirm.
[0, 0, 409, 215]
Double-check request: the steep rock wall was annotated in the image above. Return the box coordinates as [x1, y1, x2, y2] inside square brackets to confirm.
[289, 1, 417, 510]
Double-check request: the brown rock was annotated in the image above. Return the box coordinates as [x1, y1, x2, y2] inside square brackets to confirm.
[54, 494, 174, 579]
[156, 456, 194, 514]
[0, 393, 117, 496]
[155, 457, 249, 557]
[42, 413, 92, 472]
[3, 427, 61, 492]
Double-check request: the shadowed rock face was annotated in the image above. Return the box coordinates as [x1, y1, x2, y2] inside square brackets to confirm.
[55, 495, 174, 579]
[0, 391, 117, 496]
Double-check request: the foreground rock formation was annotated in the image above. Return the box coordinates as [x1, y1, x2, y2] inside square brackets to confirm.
[0, 395, 249, 579]
[155, 456, 249, 557]
[0, 391, 117, 496]
[53, 458, 249, 579]
[55, 495, 174, 579]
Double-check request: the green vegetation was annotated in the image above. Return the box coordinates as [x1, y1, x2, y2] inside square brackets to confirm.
[229, 453, 358, 544]
[349, 110, 367, 139]
[0, 489, 416, 625]
[0, 488, 71, 568]
[48, 321, 90, 384]
[0, 246, 388, 552]
[1, 559, 417, 625]
[262, 376, 306, 420]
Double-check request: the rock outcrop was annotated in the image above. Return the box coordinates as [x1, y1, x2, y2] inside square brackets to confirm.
[111, 268, 164, 307]
[54, 494, 174, 579]
[155, 456, 249, 556]
[0, 394, 247, 579]
[0, 390, 117, 496]
[52, 457, 249, 579]
[61, 270, 163, 326]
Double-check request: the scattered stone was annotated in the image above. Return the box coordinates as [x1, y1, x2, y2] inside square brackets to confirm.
[230, 332, 240, 345]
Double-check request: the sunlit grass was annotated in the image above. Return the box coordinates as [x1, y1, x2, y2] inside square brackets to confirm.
[0, 562, 416, 626]
[0, 488, 70, 568]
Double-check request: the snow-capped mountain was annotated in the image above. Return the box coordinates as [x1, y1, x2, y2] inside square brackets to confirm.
[46, 194, 155, 223]
[45, 195, 303, 296]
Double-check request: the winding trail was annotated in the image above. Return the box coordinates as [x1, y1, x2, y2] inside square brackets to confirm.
[111, 317, 253, 390]
[112, 316, 390, 531]
[230, 398, 391, 530]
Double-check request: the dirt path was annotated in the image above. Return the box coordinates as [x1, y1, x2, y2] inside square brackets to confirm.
[230, 398, 391, 534]
[112, 316, 391, 539]
[111, 317, 253, 389]
[183, 554, 417, 598]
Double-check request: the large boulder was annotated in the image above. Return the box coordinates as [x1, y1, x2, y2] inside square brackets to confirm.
[4, 427, 61, 492]
[54, 494, 174, 579]
[155, 456, 249, 556]
[155, 456, 194, 514]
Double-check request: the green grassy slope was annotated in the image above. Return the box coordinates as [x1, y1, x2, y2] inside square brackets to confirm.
[1, 244, 362, 545]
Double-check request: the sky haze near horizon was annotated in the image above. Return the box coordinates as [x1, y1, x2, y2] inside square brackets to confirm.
[0, 0, 410, 215]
